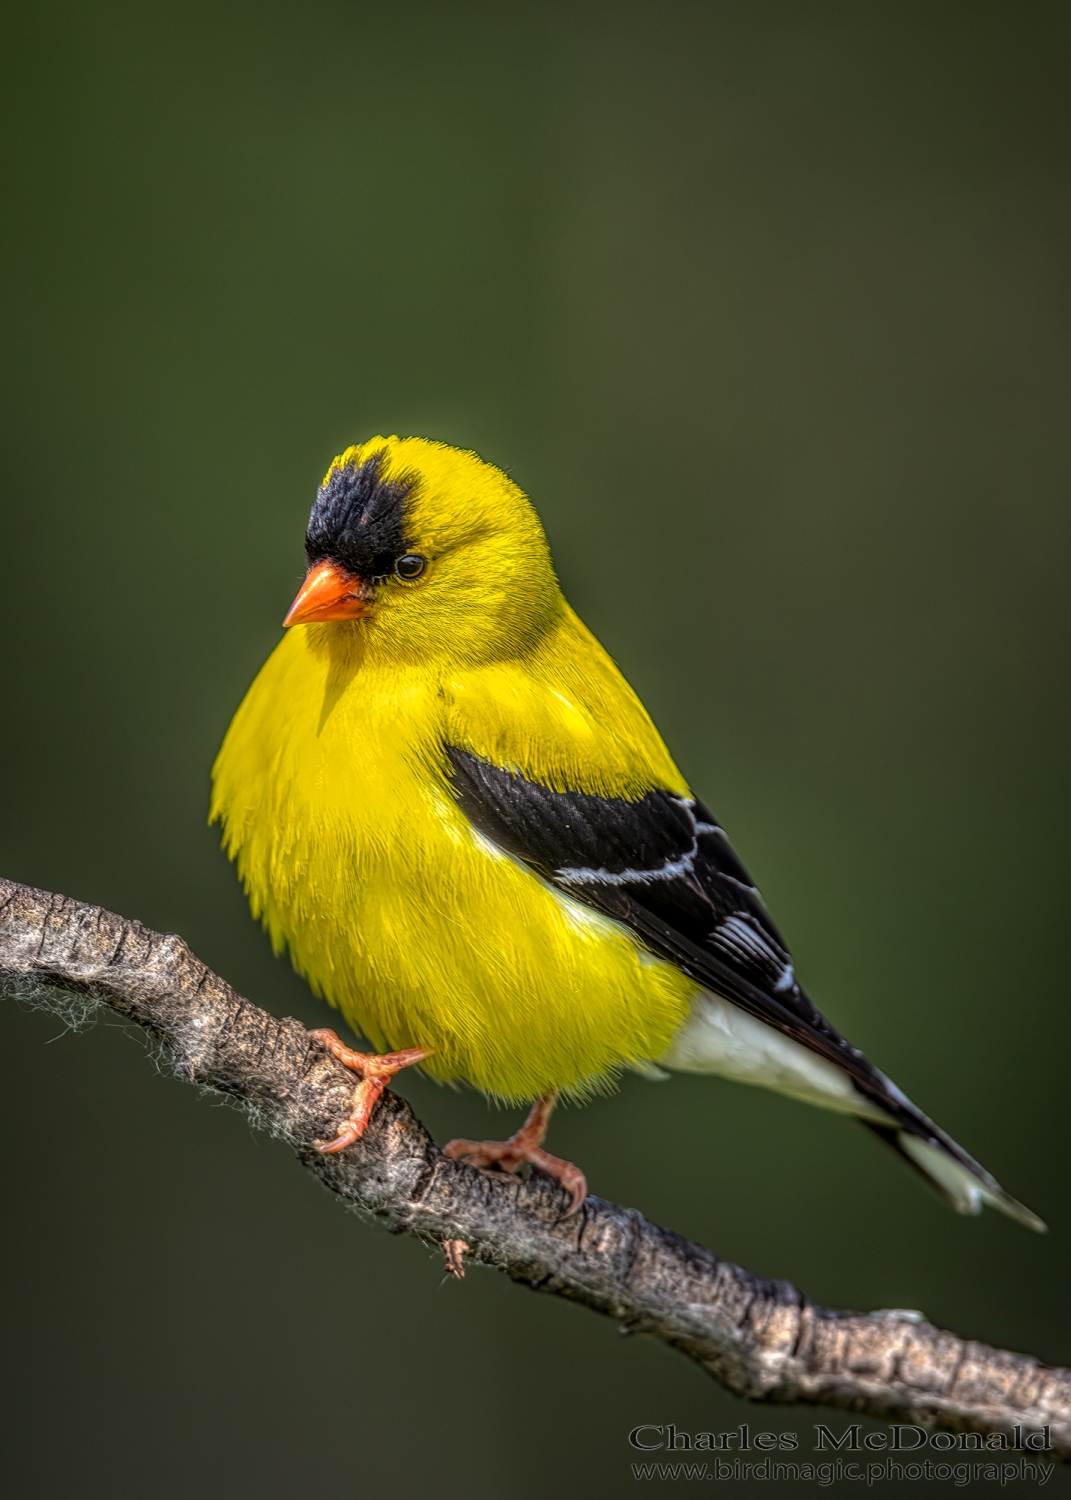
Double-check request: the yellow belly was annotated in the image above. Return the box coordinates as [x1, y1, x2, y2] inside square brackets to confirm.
[211, 626, 695, 1102]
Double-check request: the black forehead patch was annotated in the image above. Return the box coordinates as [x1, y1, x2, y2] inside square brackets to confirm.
[305, 452, 413, 577]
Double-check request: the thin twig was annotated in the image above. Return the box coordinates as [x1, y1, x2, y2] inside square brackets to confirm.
[1, 875, 1067, 1456]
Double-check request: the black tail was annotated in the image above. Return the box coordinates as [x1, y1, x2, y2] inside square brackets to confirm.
[861, 1118, 1045, 1232]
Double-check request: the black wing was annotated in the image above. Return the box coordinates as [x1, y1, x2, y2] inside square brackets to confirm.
[446, 745, 897, 1118]
[445, 747, 1046, 1228]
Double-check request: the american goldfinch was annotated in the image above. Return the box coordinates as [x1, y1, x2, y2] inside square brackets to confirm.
[211, 436, 1043, 1230]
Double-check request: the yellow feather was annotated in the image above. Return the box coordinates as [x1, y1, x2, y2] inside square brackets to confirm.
[211, 436, 696, 1101]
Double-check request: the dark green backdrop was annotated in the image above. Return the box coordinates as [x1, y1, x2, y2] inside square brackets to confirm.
[1, 3, 1068, 1496]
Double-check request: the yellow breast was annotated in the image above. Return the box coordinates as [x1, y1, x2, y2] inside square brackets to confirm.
[211, 608, 696, 1101]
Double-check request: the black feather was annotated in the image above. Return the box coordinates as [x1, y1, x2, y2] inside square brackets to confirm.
[306, 453, 413, 579]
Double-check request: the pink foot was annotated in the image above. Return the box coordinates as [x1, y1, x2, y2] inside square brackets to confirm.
[443, 1095, 587, 1217]
[311, 1028, 430, 1154]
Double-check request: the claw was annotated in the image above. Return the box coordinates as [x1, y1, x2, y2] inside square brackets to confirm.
[442, 1239, 468, 1278]
[443, 1095, 588, 1217]
[311, 1029, 430, 1154]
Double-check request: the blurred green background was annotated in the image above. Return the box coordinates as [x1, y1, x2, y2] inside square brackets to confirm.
[1, 2, 1068, 1496]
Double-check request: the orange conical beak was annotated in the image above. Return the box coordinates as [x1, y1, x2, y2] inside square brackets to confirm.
[282, 560, 371, 627]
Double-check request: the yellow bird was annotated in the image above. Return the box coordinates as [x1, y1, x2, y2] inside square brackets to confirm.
[211, 435, 1043, 1229]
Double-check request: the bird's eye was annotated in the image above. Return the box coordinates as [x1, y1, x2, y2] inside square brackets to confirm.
[394, 554, 427, 580]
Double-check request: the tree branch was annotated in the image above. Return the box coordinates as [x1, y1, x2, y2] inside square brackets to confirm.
[2, 875, 1066, 1456]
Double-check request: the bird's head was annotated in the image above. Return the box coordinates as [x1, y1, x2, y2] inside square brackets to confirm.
[283, 436, 558, 664]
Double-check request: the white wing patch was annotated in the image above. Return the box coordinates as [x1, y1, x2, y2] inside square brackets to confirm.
[715, 914, 774, 961]
[555, 846, 700, 887]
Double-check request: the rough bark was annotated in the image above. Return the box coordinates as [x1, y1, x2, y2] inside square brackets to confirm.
[1, 875, 1066, 1456]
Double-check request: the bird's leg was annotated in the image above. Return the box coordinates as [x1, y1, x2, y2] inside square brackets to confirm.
[442, 1095, 587, 1217]
[311, 1028, 430, 1155]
